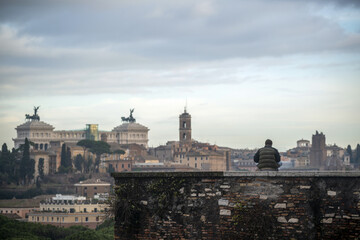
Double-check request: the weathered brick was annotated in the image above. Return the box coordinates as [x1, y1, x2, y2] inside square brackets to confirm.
[274, 203, 287, 209]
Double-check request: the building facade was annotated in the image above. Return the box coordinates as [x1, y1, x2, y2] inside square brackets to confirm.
[13, 109, 150, 150]
[28, 194, 108, 229]
[74, 179, 111, 198]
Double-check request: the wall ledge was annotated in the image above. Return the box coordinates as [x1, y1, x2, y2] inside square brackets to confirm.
[112, 171, 360, 178]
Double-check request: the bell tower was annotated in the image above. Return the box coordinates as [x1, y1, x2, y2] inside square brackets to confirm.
[179, 107, 192, 144]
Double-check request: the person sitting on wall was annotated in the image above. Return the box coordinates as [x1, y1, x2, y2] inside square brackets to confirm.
[254, 139, 281, 171]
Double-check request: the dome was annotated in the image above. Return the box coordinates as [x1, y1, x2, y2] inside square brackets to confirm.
[16, 120, 55, 131]
[112, 122, 149, 132]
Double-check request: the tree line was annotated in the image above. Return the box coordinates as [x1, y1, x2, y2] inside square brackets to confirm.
[0, 138, 37, 185]
[0, 138, 125, 185]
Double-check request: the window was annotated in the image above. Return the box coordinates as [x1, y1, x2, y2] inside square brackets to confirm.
[94, 187, 97, 190]
[94, 208, 97, 212]
[96, 217, 99, 222]
[122, 164, 124, 168]
[85, 217, 88, 222]
[195, 163, 197, 168]
[128, 164, 130, 168]
[183, 122, 186, 128]
[75, 217, 78, 222]
[195, 157, 197, 161]
[84, 208, 87, 213]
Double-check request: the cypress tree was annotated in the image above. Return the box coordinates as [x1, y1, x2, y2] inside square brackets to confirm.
[11, 148, 20, 184]
[28, 158, 35, 183]
[60, 143, 67, 168]
[356, 144, 360, 164]
[0, 143, 9, 173]
[20, 138, 31, 184]
[66, 147, 72, 169]
[74, 154, 84, 172]
[38, 158, 44, 179]
[346, 145, 353, 163]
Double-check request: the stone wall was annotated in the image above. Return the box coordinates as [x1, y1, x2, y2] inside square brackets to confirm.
[112, 172, 360, 239]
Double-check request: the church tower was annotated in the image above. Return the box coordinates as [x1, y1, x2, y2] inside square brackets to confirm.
[179, 107, 192, 144]
[310, 131, 326, 169]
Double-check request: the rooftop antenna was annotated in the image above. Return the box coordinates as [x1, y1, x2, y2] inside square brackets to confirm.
[184, 98, 188, 113]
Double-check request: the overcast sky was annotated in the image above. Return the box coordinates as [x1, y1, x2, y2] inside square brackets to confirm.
[0, 0, 359, 151]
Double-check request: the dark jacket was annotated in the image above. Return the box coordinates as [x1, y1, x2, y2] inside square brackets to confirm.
[254, 145, 281, 170]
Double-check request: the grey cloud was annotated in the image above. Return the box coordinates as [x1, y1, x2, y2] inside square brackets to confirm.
[0, 0, 359, 97]
[0, 0, 359, 62]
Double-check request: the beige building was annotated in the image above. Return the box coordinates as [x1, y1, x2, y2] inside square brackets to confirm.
[28, 212, 105, 229]
[28, 194, 109, 229]
[294, 156, 310, 168]
[100, 150, 132, 173]
[12, 108, 150, 176]
[0, 207, 37, 219]
[13, 109, 149, 150]
[74, 179, 111, 198]
[174, 149, 229, 171]
[110, 122, 149, 147]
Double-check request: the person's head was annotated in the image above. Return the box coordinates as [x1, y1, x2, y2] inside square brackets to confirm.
[265, 139, 272, 146]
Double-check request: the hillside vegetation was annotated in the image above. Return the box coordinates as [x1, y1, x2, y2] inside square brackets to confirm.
[0, 215, 113, 240]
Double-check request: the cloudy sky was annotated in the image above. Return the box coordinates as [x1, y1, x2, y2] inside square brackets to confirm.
[0, 0, 359, 151]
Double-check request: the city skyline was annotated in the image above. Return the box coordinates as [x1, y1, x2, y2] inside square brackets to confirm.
[0, 0, 359, 151]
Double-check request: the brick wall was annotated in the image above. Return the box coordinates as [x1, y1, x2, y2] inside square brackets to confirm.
[112, 172, 360, 239]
